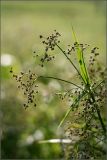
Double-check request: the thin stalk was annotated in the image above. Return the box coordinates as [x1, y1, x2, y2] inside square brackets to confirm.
[88, 87, 106, 135]
[55, 43, 86, 84]
[94, 80, 105, 89]
[94, 103, 106, 135]
[38, 76, 83, 90]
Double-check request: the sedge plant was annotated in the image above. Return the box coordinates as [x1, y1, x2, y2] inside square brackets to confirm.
[10, 29, 106, 159]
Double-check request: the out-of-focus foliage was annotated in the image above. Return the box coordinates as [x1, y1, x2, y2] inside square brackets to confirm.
[1, 1, 106, 159]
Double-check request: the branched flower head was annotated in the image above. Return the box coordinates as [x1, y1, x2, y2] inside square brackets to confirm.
[10, 67, 38, 109]
[38, 30, 61, 67]
[67, 42, 89, 55]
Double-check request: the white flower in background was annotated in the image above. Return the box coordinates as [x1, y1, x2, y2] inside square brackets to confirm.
[20, 130, 44, 146]
[33, 130, 44, 140]
[1, 54, 15, 66]
[26, 135, 34, 145]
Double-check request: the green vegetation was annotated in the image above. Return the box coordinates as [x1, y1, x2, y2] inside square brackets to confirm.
[1, 1, 106, 159]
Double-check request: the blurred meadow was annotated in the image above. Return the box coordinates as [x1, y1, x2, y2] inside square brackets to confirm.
[1, 1, 106, 159]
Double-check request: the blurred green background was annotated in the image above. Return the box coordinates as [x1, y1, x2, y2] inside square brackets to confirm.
[1, 1, 106, 159]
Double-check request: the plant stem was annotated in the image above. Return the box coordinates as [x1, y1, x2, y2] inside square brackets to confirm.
[94, 103, 106, 135]
[88, 88, 106, 135]
[94, 80, 105, 89]
[38, 76, 83, 90]
[55, 43, 86, 84]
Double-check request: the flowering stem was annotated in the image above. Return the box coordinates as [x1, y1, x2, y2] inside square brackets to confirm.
[38, 76, 83, 90]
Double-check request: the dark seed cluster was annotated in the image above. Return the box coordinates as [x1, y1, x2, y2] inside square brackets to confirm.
[88, 46, 101, 82]
[40, 30, 61, 50]
[56, 87, 82, 107]
[38, 30, 61, 67]
[64, 42, 90, 56]
[56, 90, 73, 101]
[74, 42, 90, 51]
[10, 67, 38, 109]
[37, 32, 91, 69]
[89, 47, 99, 66]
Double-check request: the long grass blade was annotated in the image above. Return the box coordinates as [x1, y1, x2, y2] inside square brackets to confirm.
[72, 27, 90, 85]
